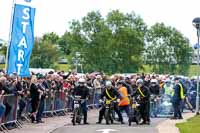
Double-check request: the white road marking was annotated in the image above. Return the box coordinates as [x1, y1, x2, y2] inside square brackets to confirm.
[96, 129, 118, 133]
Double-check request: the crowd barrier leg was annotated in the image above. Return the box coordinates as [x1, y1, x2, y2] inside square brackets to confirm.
[16, 121, 22, 128]
[52, 92, 67, 116]
[43, 92, 55, 117]
[15, 96, 23, 129]
[44, 99, 47, 118]
[87, 89, 96, 109]
[1, 94, 22, 131]
[1, 124, 8, 132]
[21, 99, 31, 123]
[0, 126, 6, 133]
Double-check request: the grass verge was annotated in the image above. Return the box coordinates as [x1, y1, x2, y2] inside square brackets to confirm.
[176, 115, 200, 133]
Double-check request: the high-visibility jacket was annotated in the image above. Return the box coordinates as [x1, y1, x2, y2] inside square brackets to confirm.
[179, 83, 185, 99]
[163, 84, 174, 96]
[172, 83, 185, 100]
[118, 87, 130, 106]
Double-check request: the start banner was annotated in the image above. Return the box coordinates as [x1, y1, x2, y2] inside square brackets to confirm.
[7, 0, 36, 77]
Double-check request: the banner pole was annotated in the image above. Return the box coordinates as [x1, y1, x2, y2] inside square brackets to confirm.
[5, 0, 16, 74]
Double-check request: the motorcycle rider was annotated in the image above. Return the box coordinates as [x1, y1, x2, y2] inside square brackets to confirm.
[96, 80, 124, 124]
[72, 78, 90, 124]
[134, 79, 150, 125]
[149, 78, 160, 117]
[149, 79, 160, 96]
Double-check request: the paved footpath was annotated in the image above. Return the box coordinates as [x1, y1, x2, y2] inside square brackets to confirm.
[11, 110, 194, 133]
[156, 112, 194, 133]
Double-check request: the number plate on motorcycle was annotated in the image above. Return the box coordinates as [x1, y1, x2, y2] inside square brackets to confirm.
[132, 104, 137, 108]
[106, 100, 111, 105]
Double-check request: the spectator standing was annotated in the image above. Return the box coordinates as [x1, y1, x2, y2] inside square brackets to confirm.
[171, 78, 184, 119]
[29, 75, 40, 123]
[93, 75, 102, 108]
[36, 74, 46, 123]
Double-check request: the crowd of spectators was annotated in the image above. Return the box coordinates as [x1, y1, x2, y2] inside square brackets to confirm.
[0, 70, 198, 130]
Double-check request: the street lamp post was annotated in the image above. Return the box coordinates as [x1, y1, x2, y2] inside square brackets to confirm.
[75, 52, 81, 73]
[192, 17, 200, 115]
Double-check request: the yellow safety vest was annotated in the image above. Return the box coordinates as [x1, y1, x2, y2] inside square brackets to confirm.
[106, 89, 116, 100]
[138, 87, 145, 97]
[179, 83, 185, 99]
[164, 84, 173, 96]
[172, 83, 185, 99]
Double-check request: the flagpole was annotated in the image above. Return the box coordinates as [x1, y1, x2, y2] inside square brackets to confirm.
[5, 0, 16, 74]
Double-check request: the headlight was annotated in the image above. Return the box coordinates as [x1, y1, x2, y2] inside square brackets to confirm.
[74, 104, 79, 108]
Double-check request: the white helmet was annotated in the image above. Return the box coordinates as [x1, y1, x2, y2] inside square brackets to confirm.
[136, 79, 143, 85]
[105, 81, 112, 87]
[150, 79, 158, 84]
[78, 78, 86, 83]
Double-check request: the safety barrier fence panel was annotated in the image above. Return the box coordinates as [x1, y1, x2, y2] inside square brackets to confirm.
[0, 94, 22, 132]
[0, 88, 107, 132]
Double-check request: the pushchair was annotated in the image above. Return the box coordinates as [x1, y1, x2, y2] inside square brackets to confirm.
[156, 95, 173, 118]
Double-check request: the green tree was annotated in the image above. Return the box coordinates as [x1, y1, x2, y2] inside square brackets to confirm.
[58, 32, 72, 55]
[42, 32, 59, 44]
[30, 37, 60, 68]
[62, 10, 147, 73]
[0, 45, 7, 56]
[106, 10, 146, 73]
[146, 23, 193, 75]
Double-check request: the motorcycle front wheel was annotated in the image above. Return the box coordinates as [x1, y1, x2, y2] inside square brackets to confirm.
[105, 109, 110, 125]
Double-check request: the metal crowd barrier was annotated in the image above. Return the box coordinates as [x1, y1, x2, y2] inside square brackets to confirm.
[88, 88, 95, 108]
[43, 90, 69, 116]
[0, 94, 22, 132]
[53, 91, 68, 115]
[0, 88, 97, 132]
[43, 88, 97, 115]
[87, 87, 101, 109]
[20, 96, 32, 123]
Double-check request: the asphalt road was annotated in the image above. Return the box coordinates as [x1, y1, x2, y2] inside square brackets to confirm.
[52, 110, 166, 133]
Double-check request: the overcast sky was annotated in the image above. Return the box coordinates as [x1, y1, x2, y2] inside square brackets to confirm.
[0, 0, 199, 44]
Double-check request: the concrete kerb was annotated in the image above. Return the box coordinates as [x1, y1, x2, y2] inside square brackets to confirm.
[47, 123, 67, 133]
[47, 116, 71, 133]
[156, 113, 195, 133]
[10, 114, 71, 133]
[10, 109, 99, 133]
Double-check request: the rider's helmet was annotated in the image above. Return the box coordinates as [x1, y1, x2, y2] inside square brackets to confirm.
[150, 79, 158, 86]
[78, 78, 85, 86]
[136, 79, 144, 86]
[150, 79, 158, 84]
[105, 81, 112, 88]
